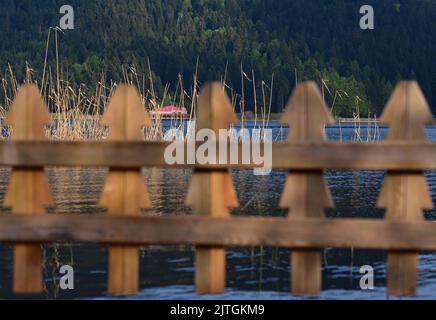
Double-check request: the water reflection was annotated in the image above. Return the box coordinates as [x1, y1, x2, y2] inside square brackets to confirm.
[0, 122, 436, 299]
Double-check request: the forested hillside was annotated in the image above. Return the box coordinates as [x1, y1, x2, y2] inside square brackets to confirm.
[1, 0, 436, 116]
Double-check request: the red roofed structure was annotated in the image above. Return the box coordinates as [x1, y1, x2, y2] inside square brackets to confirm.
[150, 105, 188, 119]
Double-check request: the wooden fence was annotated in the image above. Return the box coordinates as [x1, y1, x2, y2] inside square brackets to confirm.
[0, 80, 436, 297]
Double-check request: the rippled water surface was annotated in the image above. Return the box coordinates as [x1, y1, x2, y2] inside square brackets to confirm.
[1, 121, 436, 299]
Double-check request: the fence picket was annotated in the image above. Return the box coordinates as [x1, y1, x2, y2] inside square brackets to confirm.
[3, 84, 53, 293]
[98, 84, 151, 294]
[377, 81, 434, 296]
[186, 82, 239, 293]
[280, 81, 335, 295]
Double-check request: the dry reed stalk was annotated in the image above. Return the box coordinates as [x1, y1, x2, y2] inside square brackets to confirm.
[1, 29, 279, 144]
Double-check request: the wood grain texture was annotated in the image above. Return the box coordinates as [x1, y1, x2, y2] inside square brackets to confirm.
[4, 141, 436, 170]
[387, 252, 418, 296]
[186, 82, 239, 294]
[98, 85, 151, 294]
[377, 81, 434, 296]
[3, 85, 52, 293]
[291, 250, 321, 295]
[2, 215, 436, 250]
[280, 82, 334, 295]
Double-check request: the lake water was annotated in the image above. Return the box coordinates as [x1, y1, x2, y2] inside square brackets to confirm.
[1, 120, 436, 300]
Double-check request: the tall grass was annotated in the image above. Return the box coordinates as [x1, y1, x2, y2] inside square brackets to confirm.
[3, 28, 387, 145]
[321, 78, 380, 143]
[0, 29, 275, 142]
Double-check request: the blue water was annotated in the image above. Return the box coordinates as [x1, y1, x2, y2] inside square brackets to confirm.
[1, 120, 436, 300]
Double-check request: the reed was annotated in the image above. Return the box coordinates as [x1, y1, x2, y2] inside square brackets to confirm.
[1, 68, 275, 143]
[0, 28, 278, 142]
[321, 78, 380, 143]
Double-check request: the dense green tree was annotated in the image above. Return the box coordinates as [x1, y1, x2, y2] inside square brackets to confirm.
[0, 0, 435, 116]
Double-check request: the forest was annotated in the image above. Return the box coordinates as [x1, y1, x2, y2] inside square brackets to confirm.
[0, 0, 435, 116]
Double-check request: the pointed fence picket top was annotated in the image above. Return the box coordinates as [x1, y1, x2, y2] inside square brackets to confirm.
[3, 84, 53, 293]
[98, 84, 151, 294]
[377, 81, 434, 296]
[279, 81, 335, 295]
[186, 82, 239, 293]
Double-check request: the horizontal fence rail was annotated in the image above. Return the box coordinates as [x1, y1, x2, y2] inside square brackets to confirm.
[1, 215, 436, 251]
[2, 141, 436, 170]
